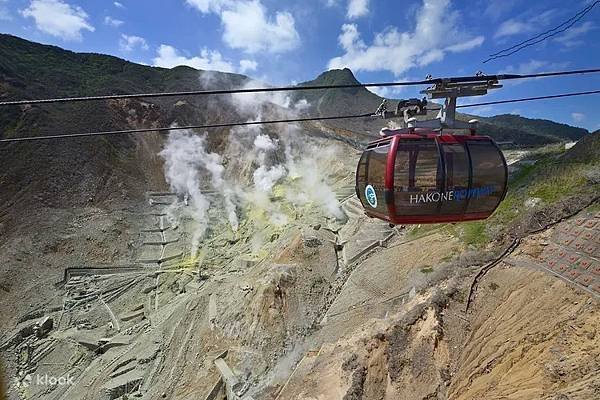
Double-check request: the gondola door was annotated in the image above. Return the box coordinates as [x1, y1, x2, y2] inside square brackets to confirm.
[356, 138, 394, 221]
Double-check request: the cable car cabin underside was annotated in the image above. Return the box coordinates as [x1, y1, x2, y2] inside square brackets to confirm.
[356, 129, 508, 225]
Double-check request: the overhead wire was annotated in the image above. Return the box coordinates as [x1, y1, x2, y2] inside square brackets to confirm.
[487, 2, 596, 58]
[455, 89, 600, 108]
[487, 1, 598, 58]
[1, 68, 600, 107]
[0, 112, 375, 143]
[1, 89, 598, 143]
[483, 1, 599, 63]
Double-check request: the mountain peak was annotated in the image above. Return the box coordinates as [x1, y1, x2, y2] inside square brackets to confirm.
[308, 68, 360, 86]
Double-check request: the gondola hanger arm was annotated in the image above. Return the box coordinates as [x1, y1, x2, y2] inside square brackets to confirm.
[376, 74, 503, 135]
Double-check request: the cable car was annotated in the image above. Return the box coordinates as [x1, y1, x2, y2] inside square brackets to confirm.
[356, 128, 508, 224]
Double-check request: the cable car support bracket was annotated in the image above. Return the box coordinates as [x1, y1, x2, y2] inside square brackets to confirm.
[374, 75, 503, 133]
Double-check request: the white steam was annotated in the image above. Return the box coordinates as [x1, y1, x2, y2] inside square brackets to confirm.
[230, 80, 292, 113]
[159, 76, 345, 255]
[247, 132, 288, 227]
[284, 140, 345, 220]
[253, 165, 286, 192]
[254, 134, 278, 152]
[199, 148, 239, 232]
[160, 130, 240, 255]
[159, 132, 211, 255]
[252, 134, 284, 193]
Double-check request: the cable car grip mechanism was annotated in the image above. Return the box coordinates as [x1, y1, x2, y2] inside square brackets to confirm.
[374, 76, 502, 135]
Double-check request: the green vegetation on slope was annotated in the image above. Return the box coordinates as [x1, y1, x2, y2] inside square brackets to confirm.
[0, 34, 247, 99]
[473, 134, 599, 246]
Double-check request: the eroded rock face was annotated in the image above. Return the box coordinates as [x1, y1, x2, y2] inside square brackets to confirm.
[268, 220, 600, 400]
[449, 266, 600, 400]
[220, 264, 298, 348]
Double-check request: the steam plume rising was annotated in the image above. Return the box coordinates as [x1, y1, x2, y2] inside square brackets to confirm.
[160, 129, 239, 255]
[159, 77, 345, 255]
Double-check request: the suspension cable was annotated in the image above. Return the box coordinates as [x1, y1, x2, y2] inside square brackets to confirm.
[484, 1, 599, 63]
[456, 89, 600, 108]
[1, 89, 597, 143]
[0, 113, 375, 143]
[1, 68, 599, 107]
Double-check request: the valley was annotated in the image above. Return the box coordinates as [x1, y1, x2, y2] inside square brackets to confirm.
[0, 34, 599, 400]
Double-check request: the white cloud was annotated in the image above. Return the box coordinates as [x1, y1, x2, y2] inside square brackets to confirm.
[239, 59, 258, 73]
[503, 59, 569, 75]
[368, 85, 404, 99]
[221, 1, 300, 53]
[554, 21, 595, 48]
[369, 76, 425, 98]
[21, 0, 95, 41]
[501, 59, 551, 75]
[328, 0, 484, 76]
[483, 0, 518, 21]
[338, 23, 361, 50]
[104, 16, 124, 27]
[347, 0, 369, 19]
[153, 45, 259, 75]
[185, 0, 231, 13]
[499, 59, 570, 85]
[114, 1, 124, 8]
[494, 19, 532, 38]
[493, 9, 554, 38]
[446, 36, 485, 52]
[153, 44, 236, 73]
[119, 34, 149, 52]
[187, 0, 300, 54]
[571, 112, 585, 123]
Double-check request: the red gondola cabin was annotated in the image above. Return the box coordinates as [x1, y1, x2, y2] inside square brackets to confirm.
[356, 129, 508, 224]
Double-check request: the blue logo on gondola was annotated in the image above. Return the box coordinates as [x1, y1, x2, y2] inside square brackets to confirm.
[365, 184, 377, 208]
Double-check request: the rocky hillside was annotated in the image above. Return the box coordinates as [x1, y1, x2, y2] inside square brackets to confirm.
[292, 68, 384, 135]
[0, 34, 598, 400]
[0, 33, 591, 238]
[0, 34, 251, 217]
[484, 114, 588, 142]
[271, 131, 600, 400]
[562, 129, 600, 162]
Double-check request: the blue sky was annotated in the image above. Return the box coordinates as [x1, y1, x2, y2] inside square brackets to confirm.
[1, 0, 599, 131]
